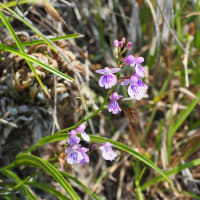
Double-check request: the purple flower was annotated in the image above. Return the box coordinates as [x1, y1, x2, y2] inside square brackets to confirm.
[108, 92, 123, 114]
[67, 130, 80, 146]
[121, 74, 148, 100]
[99, 142, 117, 161]
[65, 145, 83, 165]
[76, 124, 90, 142]
[65, 145, 89, 165]
[96, 67, 120, 89]
[128, 79, 148, 100]
[125, 55, 145, 77]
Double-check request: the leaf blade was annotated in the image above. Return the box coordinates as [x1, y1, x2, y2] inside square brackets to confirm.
[27, 181, 70, 200]
[14, 154, 81, 200]
[0, 43, 74, 82]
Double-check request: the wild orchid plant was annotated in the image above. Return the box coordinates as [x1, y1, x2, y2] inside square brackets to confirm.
[63, 37, 148, 166]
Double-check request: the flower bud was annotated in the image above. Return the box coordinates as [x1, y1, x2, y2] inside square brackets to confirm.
[113, 40, 119, 48]
[126, 41, 132, 49]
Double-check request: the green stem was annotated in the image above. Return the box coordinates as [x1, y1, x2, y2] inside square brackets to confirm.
[56, 44, 121, 134]
[56, 87, 114, 134]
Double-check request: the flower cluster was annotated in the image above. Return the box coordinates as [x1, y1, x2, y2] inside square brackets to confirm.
[96, 38, 148, 114]
[65, 124, 117, 165]
[65, 125, 90, 165]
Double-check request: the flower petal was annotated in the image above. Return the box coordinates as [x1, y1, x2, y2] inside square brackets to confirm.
[81, 132, 90, 142]
[99, 75, 106, 87]
[100, 142, 117, 161]
[104, 74, 117, 89]
[67, 151, 83, 165]
[128, 82, 148, 100]
[110, 68, 120, 73]
[126, 55, 135, 65]
[109, 92, 123, 101]
[67, 135, 80, 145]
[135, 65, 145, 78]
[130, 74, 139, 84]
[113, 40, 119, 48]
[96, 69, 105, 74]
[135, 57, 144, 64]
[121, 79, 130, 85]
[76, 124, 86, 133]
[102, 149, 117, 161]
[79, 147, 89, 165]
[108, 101, 121, 114]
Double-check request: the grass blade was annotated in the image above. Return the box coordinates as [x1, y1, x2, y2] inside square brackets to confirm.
[61, 171, 101, 200]
[13, 154, 81, 200]
[27, 181, 70, 200]
[0, 2, 56, 52]
[0, 43, 74, 82]
[167, 92, 200, 160]
[1, 169, 38, 200]
[182, 190, 200, 200]
[1, 0, 34, 8]
[141, 158, 200, 190]
[11, 34, 82, 48]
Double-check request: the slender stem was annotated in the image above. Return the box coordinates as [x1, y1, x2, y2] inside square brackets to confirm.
[56, 87, 114, 134]
[56, 44, 120, 134]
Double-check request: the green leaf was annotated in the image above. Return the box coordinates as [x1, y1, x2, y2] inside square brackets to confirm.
[12, 34, 82, 48]
[3, 196, 15, 200]
[1, 169, 38, 200]
[27, 181, 70, 200]
[167, 92, 200, 160]
[141, 158, 200, 190]
[25, 133, 174, 188]
[13, 154, 81, 200]
[25, 133, 68, 153]
[182, 190, 200, 200]
[0, 43, 74, 82]
[3, 0, 35, 8]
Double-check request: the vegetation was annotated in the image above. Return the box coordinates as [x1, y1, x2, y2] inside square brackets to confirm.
[0, 0, 200, 199]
